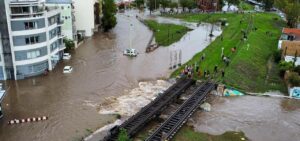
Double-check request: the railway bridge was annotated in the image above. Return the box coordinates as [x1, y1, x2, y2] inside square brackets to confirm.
[102, 79, 216, 141]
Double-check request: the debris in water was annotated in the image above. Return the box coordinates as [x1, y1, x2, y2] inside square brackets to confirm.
[99, 80, 172, 116]
[200, 103, 211, 112]
[224, 88, 244, 97]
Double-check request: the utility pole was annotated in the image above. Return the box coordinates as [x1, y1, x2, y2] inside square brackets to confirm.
[130, 23, 133, 49]
[168, 25, 170, 44]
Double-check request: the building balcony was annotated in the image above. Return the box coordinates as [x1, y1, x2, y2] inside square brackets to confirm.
[10, 0, 40, 6]
[14, 42, 47, 51]
[57, 20, 64, 26]
[12, 28, 46, 36]
[59, 44, 66, 51]
[10, 12, 45, 19]
[14, 54, 49, 66]
[57, 33, 65, 39]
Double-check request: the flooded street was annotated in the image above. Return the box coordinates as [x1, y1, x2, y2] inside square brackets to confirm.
[192, 96, 300, 141]
[0, 11, 170, 141]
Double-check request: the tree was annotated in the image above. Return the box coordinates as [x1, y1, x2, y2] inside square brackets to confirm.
[227, 0, 240, 8]
[275, 0, 300, 28]
[119, 3, 125, 10]
[160, 0, 170, 12]
[102, 0, 117, 32]
[186, 0, 197, 12]
[263, 0, 274, 11]
[147, 0, 159, 15]
[218, 0, 225, 11]
[169, 2, 178, 13]
[63, 38, 75, 50]
[134, 0, 144, 9]
[256, 0, 274, 11]
[180, 0, 188, 12]
[118, 128, 130, 141]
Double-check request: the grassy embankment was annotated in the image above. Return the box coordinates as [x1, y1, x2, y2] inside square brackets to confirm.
[167, 13, 286, 93]
[144, 20, 191, 46]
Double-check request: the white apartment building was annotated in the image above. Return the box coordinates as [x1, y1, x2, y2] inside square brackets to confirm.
[0, 33, 6, 80]
[0, 0, 65, 79]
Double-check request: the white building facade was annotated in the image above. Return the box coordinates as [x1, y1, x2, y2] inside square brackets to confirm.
[0, 33, 6, 80]
[46, 0, 77, 41]
[73, 0, 100, 37]
[0, 0, 65, 80]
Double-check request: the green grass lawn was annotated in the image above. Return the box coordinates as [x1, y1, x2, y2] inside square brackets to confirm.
[174, 126, 248, 141]
[144, 20, 191, 46]
[167, 13, 286, 93]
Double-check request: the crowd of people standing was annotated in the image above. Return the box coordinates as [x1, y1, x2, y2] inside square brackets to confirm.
[180, 53, 227, 80]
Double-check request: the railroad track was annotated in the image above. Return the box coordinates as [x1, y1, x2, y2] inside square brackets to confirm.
[145, 81, 216, 141]
[102, 78, 196, 141]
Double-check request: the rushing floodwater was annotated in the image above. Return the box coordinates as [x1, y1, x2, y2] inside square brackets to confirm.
[192, 96, 300, 141]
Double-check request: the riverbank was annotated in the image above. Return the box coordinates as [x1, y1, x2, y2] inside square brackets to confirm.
[167, 12, 286, 93]
[174, 126, 248, 141]
[144, 20, 191, 46]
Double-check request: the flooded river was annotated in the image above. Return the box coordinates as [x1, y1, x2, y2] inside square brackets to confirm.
[192, 96, 300, 141]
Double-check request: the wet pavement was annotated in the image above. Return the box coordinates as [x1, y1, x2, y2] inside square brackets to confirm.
[192, 96, 300, 141]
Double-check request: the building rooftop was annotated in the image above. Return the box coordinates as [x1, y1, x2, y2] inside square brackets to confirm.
[282, 28, 300, 40]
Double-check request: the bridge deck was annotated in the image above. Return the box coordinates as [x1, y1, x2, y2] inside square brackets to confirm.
[103, 78, 195, 141]
[146, 82, 216, 141]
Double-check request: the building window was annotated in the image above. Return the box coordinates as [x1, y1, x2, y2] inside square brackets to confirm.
[27, 50, 41, 59]
[48, 17, 56, 25]
[25, 36, 39, 44]
[61, 6, 64, 10]
[49, 29, 57, 39]
[11, 7, 29, 14]
[24, 22, 37, 30]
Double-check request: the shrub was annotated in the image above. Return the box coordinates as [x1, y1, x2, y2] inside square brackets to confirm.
[293, 65, 300, 75]
[279, 61, 294, 77]
[273, 50, 282, 63]
[288, 72, 300, 87]
[118, 128, 130, 141]
[63, 38, 75, 51]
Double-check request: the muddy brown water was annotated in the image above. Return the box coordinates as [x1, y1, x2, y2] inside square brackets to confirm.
[0, 12, 170, 141]
[192, 96, 300, 141]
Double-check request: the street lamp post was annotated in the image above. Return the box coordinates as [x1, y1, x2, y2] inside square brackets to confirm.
[221, 47, 224, 58]
[168, 25, 170, 44]
[130, 23, 133, 48]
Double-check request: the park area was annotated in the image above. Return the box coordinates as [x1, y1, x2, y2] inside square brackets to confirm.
[165, 12, 286, 93]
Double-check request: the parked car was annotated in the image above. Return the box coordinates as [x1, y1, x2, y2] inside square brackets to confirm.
[123, 48, 138, 57]
[63, 53, 71, 60]
[63, 66, 73, 73]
